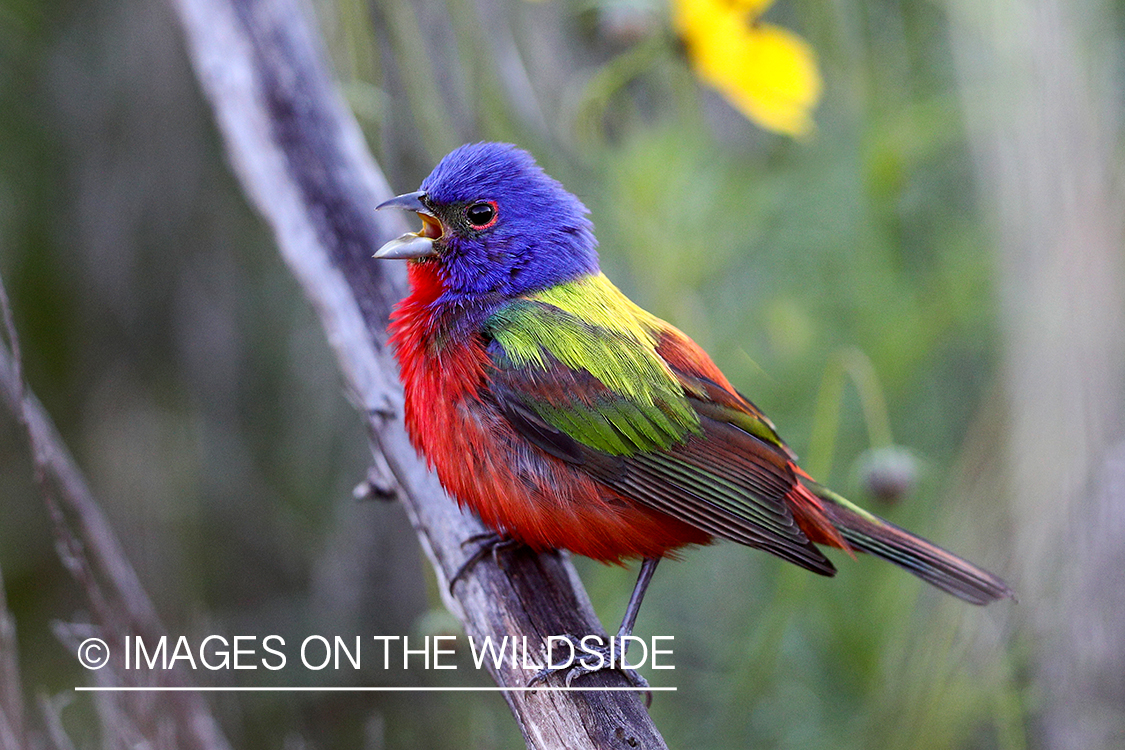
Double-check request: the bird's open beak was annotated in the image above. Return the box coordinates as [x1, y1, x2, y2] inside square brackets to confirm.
[373, 191, 442, 260]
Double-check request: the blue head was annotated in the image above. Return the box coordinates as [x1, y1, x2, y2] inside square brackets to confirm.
[375, 143, 599, 302]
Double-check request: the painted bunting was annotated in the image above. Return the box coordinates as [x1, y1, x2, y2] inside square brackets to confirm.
[374, 143, 1012, 682]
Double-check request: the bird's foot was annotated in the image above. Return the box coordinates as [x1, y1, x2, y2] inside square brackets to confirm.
[528, 634, 652, 707]
[448, 532, 521, 594]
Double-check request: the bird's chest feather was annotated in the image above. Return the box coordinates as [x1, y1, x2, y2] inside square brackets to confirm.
[387, 263, 710, 561]
[388, 263, 491, 460]
[388, 264, 561, 541]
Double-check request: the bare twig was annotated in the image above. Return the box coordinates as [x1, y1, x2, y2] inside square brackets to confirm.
[0, 276, 155, 637]
[0, 286, 26, 750]
[0, 565, 26, 750]
[0, 276, 22, 410]
[169, 0, 668, 746]
[0, 272, 232, 750]
[37, 693, 77, 750]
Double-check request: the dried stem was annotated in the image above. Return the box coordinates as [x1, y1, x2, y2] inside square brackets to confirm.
[0, 271, 232, 749]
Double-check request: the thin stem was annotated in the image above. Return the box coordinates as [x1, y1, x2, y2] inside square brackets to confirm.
[806, 346, 894, 479]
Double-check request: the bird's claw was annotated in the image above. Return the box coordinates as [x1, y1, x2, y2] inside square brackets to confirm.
[448, 532, 521, 595]
[526, 634, 652, 707]
[460, 531, 504, 549]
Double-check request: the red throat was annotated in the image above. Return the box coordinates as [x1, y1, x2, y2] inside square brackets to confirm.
[389, 263, 489, 454]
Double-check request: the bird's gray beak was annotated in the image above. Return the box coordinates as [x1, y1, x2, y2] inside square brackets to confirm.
[374, 191, 442, 260]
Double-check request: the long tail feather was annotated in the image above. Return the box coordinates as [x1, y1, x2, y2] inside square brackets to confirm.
[808, 482, 1014, 605]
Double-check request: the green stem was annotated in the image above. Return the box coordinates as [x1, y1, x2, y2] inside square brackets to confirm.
[573, 34, 670, 146]
[806, 346, 893, 478]
[374, 0, 459, 159]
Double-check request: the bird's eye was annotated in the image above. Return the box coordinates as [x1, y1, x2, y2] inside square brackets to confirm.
[465, 201, 497, 229]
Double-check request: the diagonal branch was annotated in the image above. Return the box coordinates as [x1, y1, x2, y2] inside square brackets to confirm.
[0, 274, 232, 750]
[168, 0, 668, 746]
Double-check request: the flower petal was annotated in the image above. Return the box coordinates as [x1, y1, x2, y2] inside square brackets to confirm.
[674, 0, 821, 137]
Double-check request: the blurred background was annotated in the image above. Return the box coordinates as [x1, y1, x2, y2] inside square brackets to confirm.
[2, 0, 1123, 747]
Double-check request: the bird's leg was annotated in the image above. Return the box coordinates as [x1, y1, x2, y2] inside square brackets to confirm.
[448, 531, 522, 594]
[616, 556, 660, 648]
[530, 557, 661, 705]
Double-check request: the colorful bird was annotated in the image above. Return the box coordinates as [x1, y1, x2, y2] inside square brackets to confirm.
[374, 143, 1012, 683]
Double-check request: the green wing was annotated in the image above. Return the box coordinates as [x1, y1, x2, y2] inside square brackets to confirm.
[486, 297, 698, 455]
[483, 276, 835, 575]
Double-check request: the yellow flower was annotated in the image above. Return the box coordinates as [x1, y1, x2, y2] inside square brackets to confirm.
[672, 0, 821, 137]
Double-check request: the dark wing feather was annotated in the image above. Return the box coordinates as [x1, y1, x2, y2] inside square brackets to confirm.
[491, 383, 588, 466]
[484, 347, 836, 576]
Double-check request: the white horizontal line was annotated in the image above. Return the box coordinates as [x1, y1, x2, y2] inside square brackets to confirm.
[75, 686, 675, 693]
